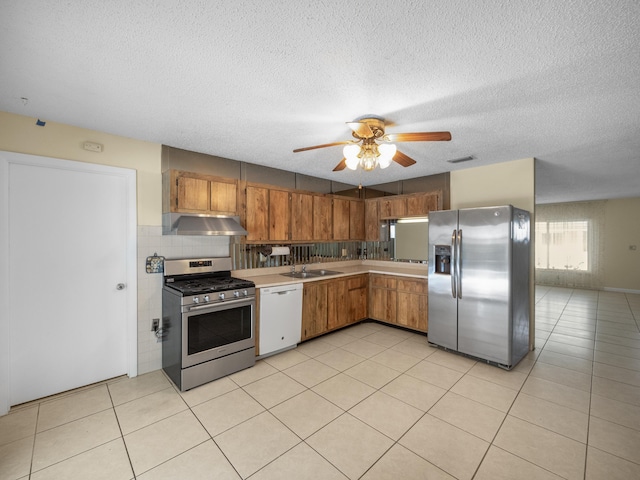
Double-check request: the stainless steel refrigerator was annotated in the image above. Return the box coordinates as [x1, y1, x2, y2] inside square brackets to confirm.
[428, 205, 530, 368]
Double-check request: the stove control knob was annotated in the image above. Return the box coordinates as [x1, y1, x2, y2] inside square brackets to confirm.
[243, 290, 248, 296]
[193, 297, 199, 304]
[203, 295, 210, 302]
[233, 291, 240, 298]
[219, 293, 225, 301]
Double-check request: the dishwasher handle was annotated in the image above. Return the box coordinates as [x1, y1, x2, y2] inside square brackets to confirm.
[261, 284, 303, 296]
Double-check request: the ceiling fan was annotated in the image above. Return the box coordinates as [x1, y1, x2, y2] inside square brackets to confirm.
[293, 115, 451, 172]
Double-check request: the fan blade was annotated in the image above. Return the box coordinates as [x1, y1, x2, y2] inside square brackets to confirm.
[293, 141, 353, 153]
[333, 158, 347, 171]
[386, 131, 451, 142]
[393, 150, 417, 167]
[346, 121, 374, 138]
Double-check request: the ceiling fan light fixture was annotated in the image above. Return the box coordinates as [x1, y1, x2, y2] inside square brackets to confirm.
[361, 153, 377, 171]
[377, 143, 396, 169]
[343, 144, 360, 170]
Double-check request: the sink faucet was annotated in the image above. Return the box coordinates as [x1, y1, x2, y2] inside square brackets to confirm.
[290, 264, 296, 274]
[302, 264, 306, 273]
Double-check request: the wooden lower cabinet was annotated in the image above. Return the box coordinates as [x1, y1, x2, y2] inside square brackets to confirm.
[369, 274, 428, 333]
[301, 281, 328, 341]
[302, 274, 369, 341]
[370, 275, 397, 323]
[301, 272, 426, 342]
[347, 274, 368, 323]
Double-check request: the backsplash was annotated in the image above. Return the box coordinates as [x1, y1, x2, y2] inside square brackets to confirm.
[231, 241, 393, 270]
[136, 225, 230, 375]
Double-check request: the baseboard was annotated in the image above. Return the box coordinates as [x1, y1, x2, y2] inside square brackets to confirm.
[602, 287, 640, 295]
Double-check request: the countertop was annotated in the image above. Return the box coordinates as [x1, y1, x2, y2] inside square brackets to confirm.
[233, 259, 428, 288]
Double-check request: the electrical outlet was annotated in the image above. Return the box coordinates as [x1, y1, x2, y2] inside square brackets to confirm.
[151, 318, 159, 332]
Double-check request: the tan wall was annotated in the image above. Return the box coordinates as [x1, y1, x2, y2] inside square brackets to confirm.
[450, 157, 537, 349]
[603, 197, 640, 291]
[450, 157, 535, 213]
[0, 111, 162, 225]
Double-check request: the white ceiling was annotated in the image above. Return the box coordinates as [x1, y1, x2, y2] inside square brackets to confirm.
[1, 1, 639, 204]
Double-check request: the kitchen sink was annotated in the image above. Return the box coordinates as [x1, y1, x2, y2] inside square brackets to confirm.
[280, 271, 317, 279]
[306, 269, 343, 276]
[280, 269, 343, 279]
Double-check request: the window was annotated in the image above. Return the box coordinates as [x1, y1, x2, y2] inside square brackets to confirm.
[535, 201, 606, 289]
[535, 220, 589, 271]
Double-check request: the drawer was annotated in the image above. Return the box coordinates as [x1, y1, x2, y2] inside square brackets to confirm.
[397, 277, 428, 294]
[370, 274, 397, 289]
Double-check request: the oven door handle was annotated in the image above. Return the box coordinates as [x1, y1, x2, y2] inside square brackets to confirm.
[186, 298, 254, 312]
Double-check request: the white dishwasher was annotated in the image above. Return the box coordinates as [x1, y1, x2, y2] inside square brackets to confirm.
[259, 283, 303, 357]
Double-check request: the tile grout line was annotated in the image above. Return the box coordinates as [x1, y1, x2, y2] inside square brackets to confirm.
[105, 380, 138, 479]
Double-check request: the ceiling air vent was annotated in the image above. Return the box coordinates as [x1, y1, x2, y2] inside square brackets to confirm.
[447, 155, 475, 164]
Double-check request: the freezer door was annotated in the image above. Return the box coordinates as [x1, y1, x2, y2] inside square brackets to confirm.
[428, 209, 459, 350]
[457, 206, 513, 364]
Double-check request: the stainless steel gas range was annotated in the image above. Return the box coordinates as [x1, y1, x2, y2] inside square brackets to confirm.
[161, 257, 255, 391]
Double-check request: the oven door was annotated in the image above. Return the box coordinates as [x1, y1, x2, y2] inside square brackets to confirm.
[181, 297, 255, 368]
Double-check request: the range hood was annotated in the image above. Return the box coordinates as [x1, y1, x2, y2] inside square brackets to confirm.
[163, 213, 248, 236]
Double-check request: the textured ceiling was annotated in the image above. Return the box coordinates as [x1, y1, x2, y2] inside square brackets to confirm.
[1, 0, 639, 204]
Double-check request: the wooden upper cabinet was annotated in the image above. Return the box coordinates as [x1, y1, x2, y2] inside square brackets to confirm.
[209, 180, 237, 214]
[169, 170, 239, 215]
[379, 196, 407, 219]
[269, 189, 290, 241]
[246, 185, 270, 241]
[332, 198, 350, 241]
[177, 176, 209, 212]
[365, 198, 380, 241]
[313, 195, 332, 240]
[406, 192, 440, 217]
[349, 200, 365, 240]
[291, 192, 314, 241]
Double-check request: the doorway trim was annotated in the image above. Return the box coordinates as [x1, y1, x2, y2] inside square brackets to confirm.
[0, 151, 138, 415]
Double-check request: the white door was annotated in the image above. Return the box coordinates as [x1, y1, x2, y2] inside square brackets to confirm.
[0, 152, 137, 410]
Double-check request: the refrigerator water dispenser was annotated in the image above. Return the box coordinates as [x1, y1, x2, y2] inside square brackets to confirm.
[434, 245, 451, 274]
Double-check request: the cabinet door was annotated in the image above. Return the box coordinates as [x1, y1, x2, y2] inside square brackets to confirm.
[246, 186, 269, 241]
[313, 195, 332, 240]
[209, 180, 237, 214]
[332, 198, 350, 240]
[406, 193, 439, 217]
[349, 200, 365, 240]
[327, 278, 349, 330]
[396, 278, 428, 332]
[365, 199, 380, 241]
[177, 176, 209, 212]
[269, 189, 290, 241]
[380, 196, 406, 218]
[291, 192, 313, 241]
[397, 292, 428, 332]
[370, 287, 397, 323]
[302, 282, 328, 340]
[347, 274, 368, 322]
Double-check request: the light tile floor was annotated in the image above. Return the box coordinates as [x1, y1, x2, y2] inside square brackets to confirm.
[2, 286, 640, 479]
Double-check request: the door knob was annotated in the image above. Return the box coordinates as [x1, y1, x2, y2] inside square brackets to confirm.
[116, 283, 126, 290]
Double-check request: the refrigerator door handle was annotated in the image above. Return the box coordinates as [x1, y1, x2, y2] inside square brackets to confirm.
[457, 229, 462, 299]
[451, 229, 457, 298]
